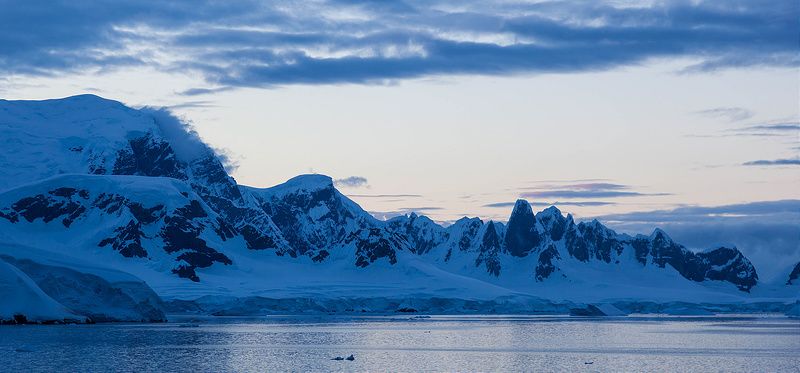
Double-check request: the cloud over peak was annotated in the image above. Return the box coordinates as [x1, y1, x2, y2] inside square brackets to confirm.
[334, 176, 369, 188]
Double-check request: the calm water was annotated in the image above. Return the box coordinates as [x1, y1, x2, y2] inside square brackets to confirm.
[2, 315, 799, 372]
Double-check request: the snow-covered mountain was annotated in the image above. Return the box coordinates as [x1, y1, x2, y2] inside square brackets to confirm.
[0, 95, 795, 316]
[786, 262, 800, 286]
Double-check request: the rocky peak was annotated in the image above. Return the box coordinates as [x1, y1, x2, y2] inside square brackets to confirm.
[787, 262, 800, 285]
[475, 221, 503, 276]
[386, 213, 447, 255]
[536, 206, 567, 241]
[504, 199, 542, 257]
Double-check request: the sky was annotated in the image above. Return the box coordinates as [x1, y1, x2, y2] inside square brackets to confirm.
[0, 0, 798, 278]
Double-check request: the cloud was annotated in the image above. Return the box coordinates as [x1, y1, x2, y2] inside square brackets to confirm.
[334, 176, 369, 188]
[722, 120, 800, 138]
[520, 182, 667, 199]
[140, 106, 238, 172]
[140, 107, 211, 162]
[695, 107, 753, 122]
[400, 207, 443, 212]
[166, 100, 217, 109]
[484, 201, 615, 208]
[739, 122, 800, 132]
[743, 159, 800, 166]
[177, 87, 234, 96]
[348, 194, 422, 198]
[1, 0, 797, 86]
[594, 200, 800, 280]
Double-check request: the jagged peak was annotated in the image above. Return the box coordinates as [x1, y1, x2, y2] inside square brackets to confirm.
[649, 227, 672, 241]
[536, 205, 562, 218]
[484, 220, 498, 235]
[453, 216, 482, 225]
[700, 245, 739, 254]
[507, 199, 535, 226]
[389, 212, 439, 227]
[511, 199, 533, 215]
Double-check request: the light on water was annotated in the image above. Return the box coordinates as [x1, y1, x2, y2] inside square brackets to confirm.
[3, 315, 799, 372]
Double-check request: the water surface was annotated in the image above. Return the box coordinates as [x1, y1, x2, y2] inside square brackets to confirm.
[3, 315, 799, 372]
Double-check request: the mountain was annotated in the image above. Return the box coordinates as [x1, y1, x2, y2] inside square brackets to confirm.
[0, 95, 794, 316]
[387, 200, 760, 300]
[786, 262, 800, 286]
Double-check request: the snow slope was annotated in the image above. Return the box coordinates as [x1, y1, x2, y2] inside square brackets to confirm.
[0, 257, 84, 323]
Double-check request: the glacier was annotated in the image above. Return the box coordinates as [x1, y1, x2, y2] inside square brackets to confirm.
[0, 94, 797, 321]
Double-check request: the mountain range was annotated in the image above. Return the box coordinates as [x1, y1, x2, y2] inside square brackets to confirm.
[0, 95, 797, 322]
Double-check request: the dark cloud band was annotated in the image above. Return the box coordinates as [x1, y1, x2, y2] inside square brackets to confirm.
[0, 0, 796, 87]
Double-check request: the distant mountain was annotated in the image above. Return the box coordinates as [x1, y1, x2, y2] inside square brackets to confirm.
[0, 95, 792, 312]
[387, 200, 758, 292]
[787, 262, 800, 286]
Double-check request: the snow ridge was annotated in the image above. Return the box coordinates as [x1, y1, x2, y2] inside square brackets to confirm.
[0, 95, 794, 308]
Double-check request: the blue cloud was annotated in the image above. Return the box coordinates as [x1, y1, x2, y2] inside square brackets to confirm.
[520, 182, 666, 199]
[484, 201, 615, 208]
[0, 0, 796, 86]
[743, 159, 800, 166]
[695, 107, 754, 122]
[334, 176, 369, 188]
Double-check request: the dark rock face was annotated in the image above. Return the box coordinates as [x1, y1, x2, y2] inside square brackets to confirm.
[254, 180, 363, 258]
[575, 221, 624, 263]
[439, 217, 483, 262]
[563, 215, 624, 264]
[642, 230, 758, 292]
[161, 200, 232, 282]
[98, 220, 148, 258]
[5, 188, 88, 227]
[503, 200, 541, 257]
[564, 216, 589, 262]
[386, 213, 448, 255]
[454, 218, 482, 252]
[537, 207, 567, 241]
[535, 244, 561, 281]
[475, 222, 502, 276]
[111, 133, 287, 254]
[696, 247, 758, 291]
[348, 228, 407, 268]
[113, 134, 187, 180]
[787, 262, 800, 285]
